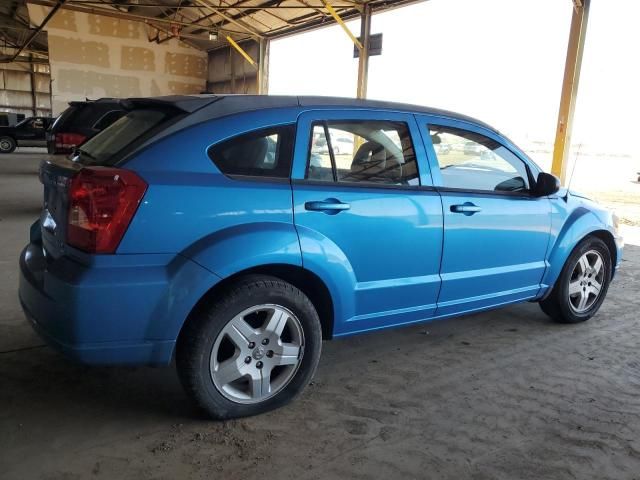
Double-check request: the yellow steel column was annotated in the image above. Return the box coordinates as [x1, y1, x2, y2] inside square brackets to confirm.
[551, 0, 591, 183]
[323, 1, 364, 50]
[226, 35, 258, 68]
[356, 3, 372, 99]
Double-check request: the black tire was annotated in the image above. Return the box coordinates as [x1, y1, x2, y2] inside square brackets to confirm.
[0, 136, 17, 154]
[540, 236, 612, 323]
[176, 275, 322, 419]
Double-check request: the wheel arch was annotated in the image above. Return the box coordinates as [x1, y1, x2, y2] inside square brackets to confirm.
[178, 264, 336, 349]
[589, 229, 617, 271]
[0, 134, 17, 148]
[543, 209, 618, 290]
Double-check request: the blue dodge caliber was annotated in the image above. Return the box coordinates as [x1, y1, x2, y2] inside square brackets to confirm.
[19, 95, 623, 419]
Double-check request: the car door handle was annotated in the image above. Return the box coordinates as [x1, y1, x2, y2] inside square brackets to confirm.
[450, 203, 482, 215]
[305, 198, 350, 214]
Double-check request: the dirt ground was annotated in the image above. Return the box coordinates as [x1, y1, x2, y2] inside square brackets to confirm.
[2, 150, 640, 480]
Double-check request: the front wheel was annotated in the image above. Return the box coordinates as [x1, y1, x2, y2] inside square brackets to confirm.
[540, 236, 612, 323]
[0, 136, 17, 154]
[176, 275, 322, 419]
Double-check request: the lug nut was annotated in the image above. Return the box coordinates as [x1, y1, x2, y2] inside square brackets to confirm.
[256, 361, 263, 369]
[248, 342, 255, 349]
[262, 338, 269, 345]
[244, 356, 251, 364]
[266, 350, 274, 358]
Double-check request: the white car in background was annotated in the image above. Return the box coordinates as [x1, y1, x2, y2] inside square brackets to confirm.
[331, 136, 354, 155]
[313, 134, 354, 156]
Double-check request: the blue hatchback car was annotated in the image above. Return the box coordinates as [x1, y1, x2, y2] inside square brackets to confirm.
[19, 95, 623, 418]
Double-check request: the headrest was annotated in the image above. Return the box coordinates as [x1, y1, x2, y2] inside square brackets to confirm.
[230, 136, 268, 169]
[350, 141, 402, 183]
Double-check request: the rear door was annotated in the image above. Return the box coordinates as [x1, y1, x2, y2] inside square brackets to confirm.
[291, 110, 444, 335]
[418, 116, 551, 316]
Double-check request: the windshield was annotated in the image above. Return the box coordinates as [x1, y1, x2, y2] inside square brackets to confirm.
[77, 109, 173, 166]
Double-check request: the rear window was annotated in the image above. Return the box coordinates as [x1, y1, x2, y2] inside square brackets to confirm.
[77, 109, 177, 166]
[92, 110, 126, 131]
[208, 125, 295, 179]
[49, 106, 76, 131]
[52, 103, 125, 133]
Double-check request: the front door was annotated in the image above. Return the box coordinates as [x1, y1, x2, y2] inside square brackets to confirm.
[18, 118, 47, 147]
[419, 117, 552, 316]
[291, 110, 443, 336]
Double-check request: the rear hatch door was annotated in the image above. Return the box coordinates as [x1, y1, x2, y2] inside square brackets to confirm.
[39, 156, 82, 259]
[37, 101, 197, 257]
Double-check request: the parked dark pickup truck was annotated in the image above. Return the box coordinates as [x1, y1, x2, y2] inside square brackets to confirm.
[0, 117, 53, 153]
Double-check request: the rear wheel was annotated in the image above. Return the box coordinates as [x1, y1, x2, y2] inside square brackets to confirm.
[176, 275, 322, 419]
[0, 136, 16, 154]
[540, 236, 612, 323]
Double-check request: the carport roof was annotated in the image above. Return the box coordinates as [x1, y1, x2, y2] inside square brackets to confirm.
[25, 0, 425, 51]
[0, 1, 48, 62]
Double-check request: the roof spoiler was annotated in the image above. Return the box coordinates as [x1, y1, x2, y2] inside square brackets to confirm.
[67, 97, 120, 106]
[118, 95, 221, 113]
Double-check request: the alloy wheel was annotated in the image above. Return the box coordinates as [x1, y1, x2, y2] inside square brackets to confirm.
[568, 249, 605, 313]
[210, 304, 304, 404]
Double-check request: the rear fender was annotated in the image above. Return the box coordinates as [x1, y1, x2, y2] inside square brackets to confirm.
[183, 222, 303, 278]
[181, 223, 355, 338]
[295, 225, 357, 331]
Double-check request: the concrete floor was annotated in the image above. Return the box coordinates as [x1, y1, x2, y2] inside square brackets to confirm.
[2, 150, 640, 480]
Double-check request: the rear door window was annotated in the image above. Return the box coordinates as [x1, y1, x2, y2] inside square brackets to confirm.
[208, 125, 295, 179]
[306, 120, 420, 187]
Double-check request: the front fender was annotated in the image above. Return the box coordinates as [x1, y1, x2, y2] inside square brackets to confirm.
[542, 204, 613, 289]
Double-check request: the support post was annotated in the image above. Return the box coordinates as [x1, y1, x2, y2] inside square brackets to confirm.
[551, 0, 590, 183]
[356, 3, 371, 99]
[258, 38, 269, 94]
[229, 47, 236, 93]
[29, 62, 37, 116]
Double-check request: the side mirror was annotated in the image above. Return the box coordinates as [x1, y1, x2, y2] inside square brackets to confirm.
[533, 172, 560, 197]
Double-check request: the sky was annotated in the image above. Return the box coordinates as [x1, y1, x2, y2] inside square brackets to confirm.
[269, 0, 640, 168]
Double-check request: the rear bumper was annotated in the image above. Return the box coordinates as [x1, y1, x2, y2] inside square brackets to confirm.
[21, 298, 175, 364]
[19, 240, 220, 365]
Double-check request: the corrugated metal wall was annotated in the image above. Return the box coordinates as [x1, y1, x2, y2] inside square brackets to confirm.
[207, 41, 259, 94]
[0, 63, 52, 118]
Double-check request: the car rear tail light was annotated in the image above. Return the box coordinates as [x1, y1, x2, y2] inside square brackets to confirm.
[67, 168, 147, 253]
[55, 133, 87, 151]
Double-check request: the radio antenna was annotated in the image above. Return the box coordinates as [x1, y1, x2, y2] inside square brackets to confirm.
[564, 143, 582, 200]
